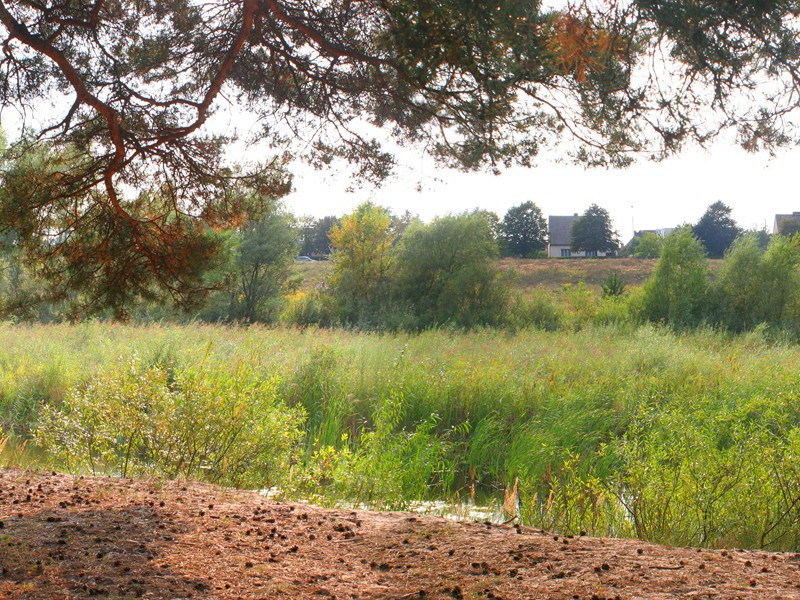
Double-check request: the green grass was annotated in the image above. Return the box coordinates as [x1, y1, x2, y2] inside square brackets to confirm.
[2, 322, 800, 550]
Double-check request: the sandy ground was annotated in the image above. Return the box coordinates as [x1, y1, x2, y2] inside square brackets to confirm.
[1, 468, 799, 599]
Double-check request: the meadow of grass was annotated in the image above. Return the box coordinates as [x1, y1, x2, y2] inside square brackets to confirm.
[2, 322, 800, 551]
[496, 257, 725, 292]
[292, 257, 716, 295]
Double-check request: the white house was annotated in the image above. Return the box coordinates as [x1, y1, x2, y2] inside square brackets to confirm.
[547, 214, 609, 258]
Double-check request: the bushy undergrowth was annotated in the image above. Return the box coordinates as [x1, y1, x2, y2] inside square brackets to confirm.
[3, 323, 800, 551]
[35, 360, 304, 488]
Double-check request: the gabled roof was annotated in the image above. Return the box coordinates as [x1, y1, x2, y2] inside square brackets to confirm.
[774, 213, 800, 234]
[548, 215, 579, 246]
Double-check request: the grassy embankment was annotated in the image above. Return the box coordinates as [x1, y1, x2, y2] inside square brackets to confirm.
[2, 322, 800, 552]
[294, 257, 724, 293]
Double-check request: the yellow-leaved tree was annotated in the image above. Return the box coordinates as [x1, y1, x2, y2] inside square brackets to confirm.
[328, 203, 395, 321]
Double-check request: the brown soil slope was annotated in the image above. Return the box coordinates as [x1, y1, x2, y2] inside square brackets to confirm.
[1, 468, 799, 599]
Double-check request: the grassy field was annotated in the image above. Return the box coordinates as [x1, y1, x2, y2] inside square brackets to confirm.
[294, 257, 723, 294]
[2, 323, 800, 551]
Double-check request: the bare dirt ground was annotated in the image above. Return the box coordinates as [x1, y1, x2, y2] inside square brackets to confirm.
[1, 468, 799, 599]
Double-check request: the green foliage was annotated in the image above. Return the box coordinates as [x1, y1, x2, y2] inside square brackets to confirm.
[714, 234, 768, 331]
[601, 271, 626, 297]
[5, 0, 800, 310]
[281, 293, 335, 328]
[231, 208, 298, 322]
[641, 227, 709, 327]
[714, 234, 800, 332]
[469, 209, 502, 243]
[299, 215, 339, 258]
[36, 359, 304, 487]
[693, 201, 741, 258]
[0, 139, 288, 318]
[6, 324, 800, 548]
[389, 210, 419, 240]
[570, 204, 619, 254]
[500, 201, 548, 257]
[328, 203, 395, 322]
[506, 293, 564, 331]
[393, 213, 508, 328]
[628, 231, 663, 258]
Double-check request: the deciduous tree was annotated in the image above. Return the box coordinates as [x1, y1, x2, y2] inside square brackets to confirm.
[328, 203, 394, 319]
[393, 213, 506, 328]
[234, 207, 298, 322]
[299, 215, 339, 258]
[627, 231, 663, 258]
[571, 204, 619, 255]
[500, 202, 548, 257]
[641, 227, 709, 327]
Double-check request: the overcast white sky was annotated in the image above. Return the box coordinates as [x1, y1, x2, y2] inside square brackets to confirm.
[282, 141, 798, 245]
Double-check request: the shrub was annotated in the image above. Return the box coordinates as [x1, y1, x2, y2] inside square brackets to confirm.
[713, 233, 800, 332]
[36, 360, 305, 487]
[562, 282, 601, 330]
[281, 292, 335, 327]
[640, 227, 709, 327]
[506, 293, 563, 331]
[601, 271, 626, 298]
[631, 232, 663, 258]
[714, 234, 767, 331]
[393, 213, 509, 328]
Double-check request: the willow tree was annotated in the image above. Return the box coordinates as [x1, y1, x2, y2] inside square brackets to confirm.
[0, 0, 798, 313]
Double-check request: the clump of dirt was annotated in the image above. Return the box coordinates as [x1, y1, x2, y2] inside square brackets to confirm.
[1, 468, 799, 599]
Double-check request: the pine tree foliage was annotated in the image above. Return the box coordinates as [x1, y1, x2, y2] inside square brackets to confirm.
[1, 1, 800, 308]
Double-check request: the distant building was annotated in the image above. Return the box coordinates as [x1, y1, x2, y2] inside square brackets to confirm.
[548, 214, 609, 258]
[773, 212, 800, 235]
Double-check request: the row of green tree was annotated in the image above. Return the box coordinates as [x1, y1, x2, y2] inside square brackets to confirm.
[0, 200, 510, 327]
[624, 201, 756, 259]
[639, 227, 800, 332]
[306, 206, 800, 334]
[300, 202, 625, 260]
[4, 189, 795, 332]
[298, 201, 552, 260]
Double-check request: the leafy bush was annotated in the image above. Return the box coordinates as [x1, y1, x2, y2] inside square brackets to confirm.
[640, 227, 709, 327]
[36, 360, 304, 487]
[392, 213, 509, 328]
[506, 293, 563, 331]
[281, 292, 335, 327]
[714, 233, 800, 333]
[562, 282, 601, 329]
[627, 231, 662, 258]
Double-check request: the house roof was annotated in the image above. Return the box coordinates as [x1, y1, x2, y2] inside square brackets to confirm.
[548, 215, 579, 246]
[774, 213, 800, 234]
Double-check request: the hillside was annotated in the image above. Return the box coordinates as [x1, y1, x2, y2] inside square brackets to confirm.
[294, 258, 723, 295]
[2, 469, 799, 599]
[498, 258, 723, 292]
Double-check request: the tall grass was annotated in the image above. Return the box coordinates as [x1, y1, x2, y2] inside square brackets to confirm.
[2, 322, 800, 550]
